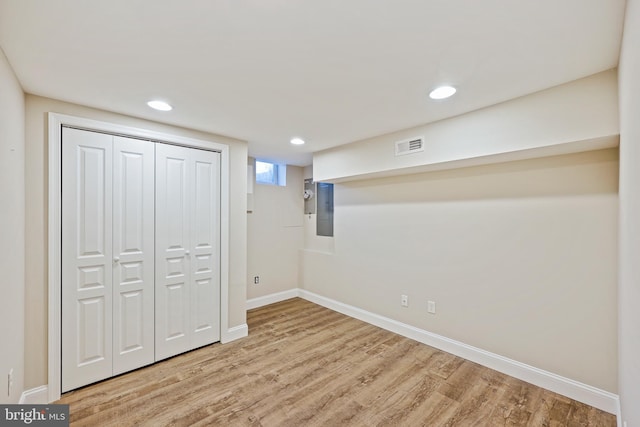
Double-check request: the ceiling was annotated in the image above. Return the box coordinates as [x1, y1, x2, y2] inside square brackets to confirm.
[0, 1, 626, 166]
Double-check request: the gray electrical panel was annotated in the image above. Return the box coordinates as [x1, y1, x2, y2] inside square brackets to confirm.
[316, 182, 334, 237]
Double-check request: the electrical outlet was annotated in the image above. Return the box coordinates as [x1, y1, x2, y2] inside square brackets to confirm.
[254, 276, 260, 284]
[401, 294, 408, 307]
[427, 300, 436, 314]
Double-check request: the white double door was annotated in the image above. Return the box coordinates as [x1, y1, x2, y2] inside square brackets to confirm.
[61, 127, 220, 392]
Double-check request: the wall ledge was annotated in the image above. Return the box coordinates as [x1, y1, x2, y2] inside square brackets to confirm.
[319, 135, 618, 183]
[314, 69, 619, 183]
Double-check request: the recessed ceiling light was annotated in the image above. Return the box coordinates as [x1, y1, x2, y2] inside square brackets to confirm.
[290, 137, 305, 145]
[147, 100, 173, 111]
[429, 86, 457, 100]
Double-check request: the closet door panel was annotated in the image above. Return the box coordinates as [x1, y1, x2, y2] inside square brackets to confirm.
[61, 127, 113, 392]
[112, 136, 155, 374]
[190, 152, 221, 347]
[155, 144, 191, 360]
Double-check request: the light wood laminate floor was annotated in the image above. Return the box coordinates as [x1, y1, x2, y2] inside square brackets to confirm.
[58, 298, 616, 426]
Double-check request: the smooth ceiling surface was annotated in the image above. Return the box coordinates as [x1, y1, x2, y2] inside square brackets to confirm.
[0, 1, 626, 165]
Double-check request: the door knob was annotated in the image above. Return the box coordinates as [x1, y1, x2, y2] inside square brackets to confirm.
[185, 250, 190, 256]
[113, 257, 120, 263]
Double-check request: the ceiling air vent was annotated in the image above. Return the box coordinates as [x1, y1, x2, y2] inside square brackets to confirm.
[395, 136, 425, 156]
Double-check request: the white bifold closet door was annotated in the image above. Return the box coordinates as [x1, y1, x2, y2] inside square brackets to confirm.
[112, 135, 155, 375]
[155, 143, 221, 361]
[61, 127, 155, 392]
[62, 127, 221, 392]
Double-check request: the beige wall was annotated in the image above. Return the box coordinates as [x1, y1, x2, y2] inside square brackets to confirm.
[618, 0, 640, 424]
[24, 95, 248, 389]
[0, 48, 25, 403]
[302, 149, 619, 392]
[247, 160, 303, 300]
[314, 70, 619, 182]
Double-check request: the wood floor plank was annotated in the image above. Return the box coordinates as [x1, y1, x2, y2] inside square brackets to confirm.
[57, 298, 616, 427]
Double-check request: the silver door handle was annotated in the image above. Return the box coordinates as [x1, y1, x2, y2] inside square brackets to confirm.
[113, 257, 120, 263]
[185, 250, 190, 256]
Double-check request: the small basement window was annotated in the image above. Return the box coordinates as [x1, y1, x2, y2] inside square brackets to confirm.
[255, 160, 286, 186]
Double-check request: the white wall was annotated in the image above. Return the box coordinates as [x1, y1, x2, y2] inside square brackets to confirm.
[247, 160, 304, 300]
[618, 0, 640, 424]
[24, 95, 248, 390]
[302, 148, 619, 392]
[314, 70, 619, 182]
[0, 48, 25, 403]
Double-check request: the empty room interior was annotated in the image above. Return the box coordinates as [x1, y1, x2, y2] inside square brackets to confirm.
[1, 1, 640, 426]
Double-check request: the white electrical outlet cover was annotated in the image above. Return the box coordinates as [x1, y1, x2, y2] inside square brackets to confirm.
[427, 301, 436, 314]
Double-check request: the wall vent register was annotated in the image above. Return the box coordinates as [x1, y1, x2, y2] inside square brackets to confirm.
[395, 136, 425, 156]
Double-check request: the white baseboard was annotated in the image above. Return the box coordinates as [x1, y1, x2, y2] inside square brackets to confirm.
[246, 289, 300, 310]
[19, 385, 49, 404]
[221, 323, 248, 343]
[298, 289, 620, 415]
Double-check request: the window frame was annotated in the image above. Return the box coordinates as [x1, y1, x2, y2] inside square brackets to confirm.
[255, 160, 286, 186]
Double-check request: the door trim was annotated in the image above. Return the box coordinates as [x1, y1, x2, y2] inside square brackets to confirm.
[47, 113, 231, 402]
